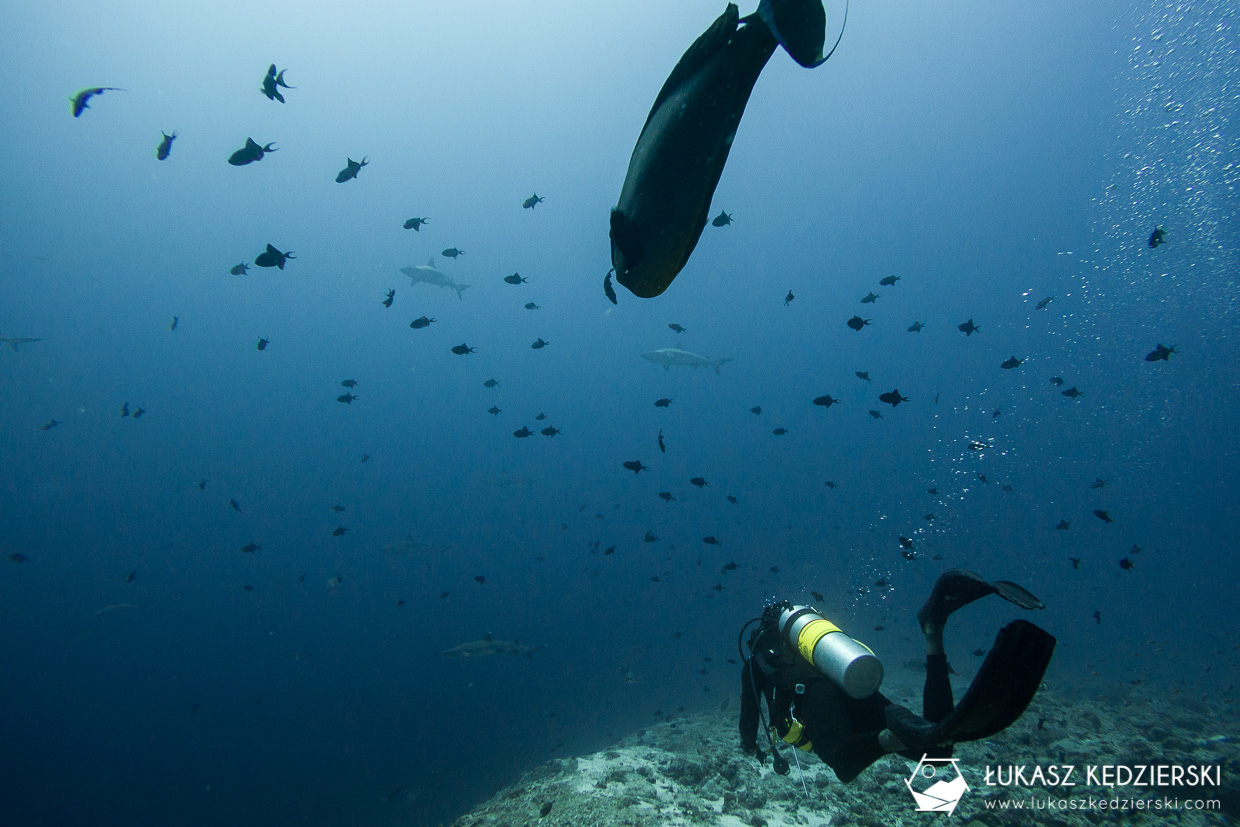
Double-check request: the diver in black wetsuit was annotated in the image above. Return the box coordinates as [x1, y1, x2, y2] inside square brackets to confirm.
[739, 569, 1055, 783]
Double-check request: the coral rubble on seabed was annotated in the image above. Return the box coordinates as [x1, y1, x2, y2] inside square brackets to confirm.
[449, 684, 1239, 826]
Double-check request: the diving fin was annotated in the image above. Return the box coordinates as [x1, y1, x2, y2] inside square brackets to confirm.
[918, 569, 1045, 629]
[885, 620, 1056, 750]
[756, 0, 826, 67]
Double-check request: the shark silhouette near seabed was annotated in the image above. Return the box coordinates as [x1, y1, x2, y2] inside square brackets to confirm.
[400, 259, 470, 300]
[0, 335, 43, 352]
[641, 346, 734, 374]
[439, 634, 545, 658]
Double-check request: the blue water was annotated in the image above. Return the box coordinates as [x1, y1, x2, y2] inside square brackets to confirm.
[1, 1, 1237, 825]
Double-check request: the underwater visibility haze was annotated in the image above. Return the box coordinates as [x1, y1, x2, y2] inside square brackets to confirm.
[1, 0, 1238, 825]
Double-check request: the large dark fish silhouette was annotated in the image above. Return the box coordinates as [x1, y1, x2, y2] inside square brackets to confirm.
[609, 0, 840, 298]
[70, 87, 123, 117]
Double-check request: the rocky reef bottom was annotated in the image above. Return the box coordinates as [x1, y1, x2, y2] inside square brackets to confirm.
[450, 683, 1239, 826]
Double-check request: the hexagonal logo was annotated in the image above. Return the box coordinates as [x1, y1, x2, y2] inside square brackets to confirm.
[904, 756, 968, 815]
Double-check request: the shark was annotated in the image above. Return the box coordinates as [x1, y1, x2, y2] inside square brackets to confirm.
[440, 633, 545, 659]
[0, 335, 42, 352]
[400, 259, 470, 300]
[641, 346, 734, 374]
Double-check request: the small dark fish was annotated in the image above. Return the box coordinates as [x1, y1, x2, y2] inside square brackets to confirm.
[504, 273, 528, 284]
[483, 378, 500, 388]
[860, 292, 879, 304]
[772, 427, 787, 435]
[260, 64, 294, 102]
[71, 86, 124, 117]
[487, 406, 501, 415]
[993, 408, 1002, 418]
[1061, 386, 1082, 399]
[332, 526, 348, 537]
[879, 275, 901, 287]
[907, 321, 924, 332]
[382, 289, 394, 307]
[131, 408, 145, 419]
[1093, 610, 1102, 624]
[197, 480, 207, 490]
[1119, 556, 1134, 571]
[1129, 544, 1143, 555]
[524, 301, 541, 310]
[451, 343, 476, 355]
[868, 410, 883, 419]
[847, 316, 871, 332]
[360, 454, 369, 463]
[229, 137, 277, 166]
[410, 316, 435, 329]
[535, 413, 547, 421]
[898, 536, 913, 549]
[603, 269, 618, 304]
[1069, 557, 1082, 570]
[156, 131, 176, 160]
[1148, 226, 1167, 247]
[523, 193, 545, 209]
[335, 392, 359, 405]
[977, 472, 988, 484]
[331, 505, 345, 513]
[1050, 376, 1065, 386]
[1001, 356, 1023, 370]
[644, 531, 658, 543]
[658, 491, 675, 501]
[968, 440, 987, 451]
[825, 481, 836, 489]
[879, 389, 909, 407]
[603, 547, 614, 556]
[539, 801, 553, 818]
[441, 248, 464, 258]
[901, 549, 916, 561]
[784, 290, 795, 306]
[1056, 520, 1070, 530]
[229, 498, 242, 512]
[750, 406, 762, 415]
[1090, 478, 1106, 489]
[813, 395, 839, 407]
[623, 460, 647, 474]
[254, 244, 293, 269]
[657, 429, 666, 453]
[958, 319, 979, 336]
[474, 575, 486, 584]
[121, 402, 130, 417]
[1036, 296, 1054, 310]
[1144, 343, 1177, 362]
[1094, 509, 1113, 523]
[125, 570, 136, 583]
[241, 542, 260, 554]
[514, 426, 532, 438]
[972, 648, 985, 657]
[540, 426, 560, 437]
[335, 156, 368, 183]
[927, 487, 938, 495]
[242, 585, 254, 592]
[403, 217, 429, 231]
[669, 323, 687, 333]
[40, 420, 59, 431]
[690, 477, 708, 488]
[727, 495, 737, 504]
[230, 263, 249, 275]
[855, 371, 870, 381]
[1002, 484, 1014, 492]
[170, 316, 179, 332]
[654, 398, 672, 408]
[531, 338, 548, 349]
[440, 591, 449, 599]
[7, 552, 30, 564]
[341, 379, 358, 388]
[924, 512, 934, 521]
[257, 338, 269, 350]
[711, 210, 732, 227]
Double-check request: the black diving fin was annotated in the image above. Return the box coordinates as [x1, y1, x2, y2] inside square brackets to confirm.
[755, 0, 848, 68]
[885, 620, 1057, 750]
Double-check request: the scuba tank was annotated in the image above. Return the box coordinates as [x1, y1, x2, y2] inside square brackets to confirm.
[778, 604, 883, 699]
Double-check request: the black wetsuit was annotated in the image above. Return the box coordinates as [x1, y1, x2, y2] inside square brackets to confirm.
[739, 623, 953, 782]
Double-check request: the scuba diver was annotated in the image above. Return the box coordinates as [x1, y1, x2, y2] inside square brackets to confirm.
[739, 569, 1055, 783]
